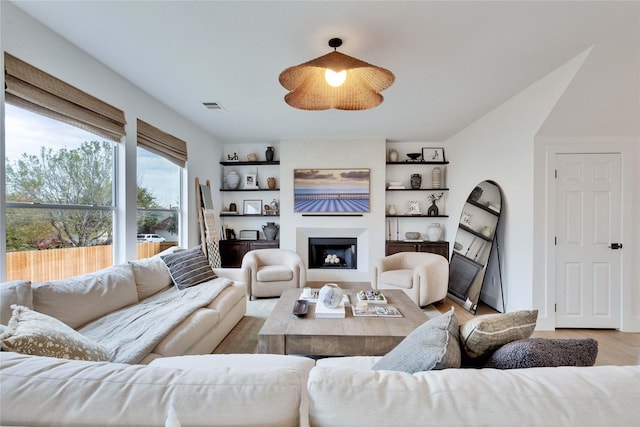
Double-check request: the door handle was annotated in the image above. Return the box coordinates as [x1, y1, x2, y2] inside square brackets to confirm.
[609, 243, 623, 250]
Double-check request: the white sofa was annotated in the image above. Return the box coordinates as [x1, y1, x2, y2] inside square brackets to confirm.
[0, 248, 249, 364]
[1, 352, 638, 427]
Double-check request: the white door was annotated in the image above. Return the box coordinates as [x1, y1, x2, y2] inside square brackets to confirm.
[555, 153, 622, 328]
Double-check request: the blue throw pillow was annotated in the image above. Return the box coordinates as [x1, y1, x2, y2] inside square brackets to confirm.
[372, 308, 461, 373]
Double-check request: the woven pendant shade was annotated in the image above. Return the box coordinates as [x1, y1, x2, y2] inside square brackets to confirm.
[279, 40, 395, 111]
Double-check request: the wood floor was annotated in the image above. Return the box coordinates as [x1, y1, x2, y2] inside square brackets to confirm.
[215, 288, 639, 366]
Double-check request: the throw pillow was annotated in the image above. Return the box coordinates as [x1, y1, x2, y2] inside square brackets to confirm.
[483, 338, 598, 369]
[372, 308, 460, 373]
[161, 245, 217, 290]
[0, 305, 110, 361]
[129, 256, 172, 300]
[459, 310, 538, 359]
[0, 280, 33, 325]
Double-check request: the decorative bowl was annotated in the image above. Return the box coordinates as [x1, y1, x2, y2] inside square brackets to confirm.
[406, 153, 421, 161]
[405, 231, 420, 240]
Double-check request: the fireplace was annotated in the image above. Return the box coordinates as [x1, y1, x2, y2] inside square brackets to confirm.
[308, 237, 357, 270]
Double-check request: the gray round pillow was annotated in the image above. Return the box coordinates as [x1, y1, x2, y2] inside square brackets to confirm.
[483, 338, 598, 369]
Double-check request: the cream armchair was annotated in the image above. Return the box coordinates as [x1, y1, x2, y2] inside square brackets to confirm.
[241, 248, 306, 299]
[372, 252, 449, 307]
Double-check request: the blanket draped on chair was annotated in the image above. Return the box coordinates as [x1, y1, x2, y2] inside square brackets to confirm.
[79, 278, 232, 363]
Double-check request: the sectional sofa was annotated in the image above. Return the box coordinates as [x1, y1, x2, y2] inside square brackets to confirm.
[1, 351, 638, 426]
[0, 246, 248, 364]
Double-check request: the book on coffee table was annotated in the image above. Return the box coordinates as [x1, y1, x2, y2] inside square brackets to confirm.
[315, 301, 346, 318]
[352, 305, 403, 318]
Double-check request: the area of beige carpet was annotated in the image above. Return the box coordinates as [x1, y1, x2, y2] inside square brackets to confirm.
[213, 297, 441, 354]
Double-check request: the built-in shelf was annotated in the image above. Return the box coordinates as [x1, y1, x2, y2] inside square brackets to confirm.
[220, 214, 280, 217]
[386, 187, 450, 191]
[220, 161, 279, 166]
[220, 188, 280, 192]
[386, 161, 449, 165]
[386, 214, 448, 218]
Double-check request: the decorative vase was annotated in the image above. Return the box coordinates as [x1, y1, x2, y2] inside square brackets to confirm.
[427, 223, 442, 242]
[319, 283, 343, 309]
[270, 198, 279, 211]
[262, 222, 279, 240]
[265, 146, 274, 162]
[427, 201, 439, 216]
[388, 204, 397, 215]
[432, 167, 441, 189]
[225, 170, 240, 190]
[267, 177, 276, 189]
[410, 174, 422, 189]
[388, 148, 398, 162]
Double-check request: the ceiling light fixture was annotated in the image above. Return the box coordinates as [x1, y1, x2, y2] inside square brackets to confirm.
[279, 38, 395, 111]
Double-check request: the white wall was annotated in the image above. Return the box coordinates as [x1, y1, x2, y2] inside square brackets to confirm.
[1, 2, 221, 267]
[445, 49, 590, 315]
[279, 139, 386, 283]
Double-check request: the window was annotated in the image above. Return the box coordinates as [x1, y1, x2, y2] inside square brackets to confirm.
[136, 146, 181, 258]
[4, 104, 116, 281]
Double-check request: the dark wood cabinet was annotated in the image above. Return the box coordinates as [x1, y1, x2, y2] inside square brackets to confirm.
[219, 240, 279, 267]
[385, 240, 449, 260]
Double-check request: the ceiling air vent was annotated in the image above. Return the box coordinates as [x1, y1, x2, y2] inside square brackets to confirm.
[202, 102, 225, 110]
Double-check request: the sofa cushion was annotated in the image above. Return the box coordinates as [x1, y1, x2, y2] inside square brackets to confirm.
[459, 310, 538, 359]
[379, 269, 413, 289]
[257, 265, 293, 282]
[0, 280, 32, 325]
[0, 305, 109, 361]
[150, 354, 316, 427]
[484, 338, 598, 369]
[307, 365, 640, 427]
[161, 246, 217, 290]
[0, 351, 303, 427]
[129, 256, 172, 300]
[372, 308, 460, 373]
[32, 264, 139, 329]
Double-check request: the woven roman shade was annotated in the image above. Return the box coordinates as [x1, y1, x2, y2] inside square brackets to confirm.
[137, 119, 188, 167]
[4, 53, 126, 141]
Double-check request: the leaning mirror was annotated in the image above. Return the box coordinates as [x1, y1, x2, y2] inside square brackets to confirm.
[448, 180, 502, 314]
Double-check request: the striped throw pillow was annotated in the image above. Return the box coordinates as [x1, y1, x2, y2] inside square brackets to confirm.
[161, 246, 217, 290]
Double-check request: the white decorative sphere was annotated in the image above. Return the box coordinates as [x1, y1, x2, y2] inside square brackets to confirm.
[318, 283, 343, 309]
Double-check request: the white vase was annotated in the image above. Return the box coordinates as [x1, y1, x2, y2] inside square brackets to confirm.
[427, 223, 442, 242]
[319, 283, 344, 309]
[432, 167, 441, 189]
[225, 170, 240, 189]
[388, 204, 397, 215]
[388, 148, 399, 162]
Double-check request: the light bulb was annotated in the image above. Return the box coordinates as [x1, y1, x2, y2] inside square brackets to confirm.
[325, 69, 346, 87]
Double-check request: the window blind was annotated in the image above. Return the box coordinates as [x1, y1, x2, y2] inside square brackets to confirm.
[4, 52, 126, 141]
[137, 119, 188, 167]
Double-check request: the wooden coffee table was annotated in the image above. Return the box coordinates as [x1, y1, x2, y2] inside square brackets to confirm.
[257, 288, 428, 356]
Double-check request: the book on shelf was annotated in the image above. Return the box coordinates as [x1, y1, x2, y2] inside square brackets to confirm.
[352, 305, 403, 318]
[387, 185, 406, 190]
[314, 301, 346, 318]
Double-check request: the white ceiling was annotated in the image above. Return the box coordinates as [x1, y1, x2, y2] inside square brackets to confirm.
[10, 1, 640, 143]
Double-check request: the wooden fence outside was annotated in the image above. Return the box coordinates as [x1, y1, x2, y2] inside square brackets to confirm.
[6, 242, 176, 282]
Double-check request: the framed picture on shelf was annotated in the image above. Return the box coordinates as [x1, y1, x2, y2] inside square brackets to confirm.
[421, 147, 445, 162]
[243, 199, 262, 215]
[243, 173, 258, 189]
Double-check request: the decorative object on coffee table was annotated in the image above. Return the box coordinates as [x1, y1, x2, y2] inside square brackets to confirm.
[318, 283, 344, 309]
